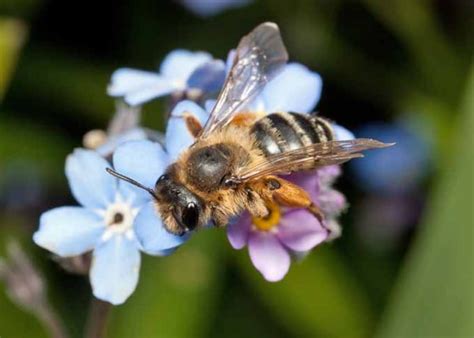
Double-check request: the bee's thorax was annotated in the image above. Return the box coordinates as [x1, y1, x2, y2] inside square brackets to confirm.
[185, 143, 249, 192]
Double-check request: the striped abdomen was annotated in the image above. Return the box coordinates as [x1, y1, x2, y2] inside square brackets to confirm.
[250, 112, 335, 156]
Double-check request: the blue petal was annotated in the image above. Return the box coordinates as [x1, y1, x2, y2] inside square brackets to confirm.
[247, 63, 322, 114]
[107, 68, 175, 106]
[107, 68, 165, 95]
[187, 60, 226, 92]
[180, 0, 252, 17]
[204, 99, 216, 113]
[225, 49, 236, 72]
[113, 140, 169, 206]
[141, 247, 177, 257]
[165, 100, 209, 160]
[65, 149, 116, 209]
[350, 122, 431, 194]
[33, 207, 104, 257]
[134, 202, 189, 253]
[90, 235, 141, 305]
[160, 49, 212, 81]
[332, 124, 355, 141]
[96, 128, 148, 158]
[124, 82, 176, 106]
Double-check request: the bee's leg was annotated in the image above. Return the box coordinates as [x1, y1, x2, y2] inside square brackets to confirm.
[259, 176, 326, 225]
[244, 187, 269, 218]
[212, 216, 227, 228]
[208, 203, 230, 228]
[183, 112, 203, 138]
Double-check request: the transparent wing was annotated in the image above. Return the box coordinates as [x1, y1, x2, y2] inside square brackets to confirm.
[234, 139, 394, 181]
[199, 22, 288, 138]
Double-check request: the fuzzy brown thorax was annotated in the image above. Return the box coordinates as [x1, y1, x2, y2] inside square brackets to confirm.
[176, 124, 264, 191]
[185, 143, 248, 192]
[153, 125, 264, 234]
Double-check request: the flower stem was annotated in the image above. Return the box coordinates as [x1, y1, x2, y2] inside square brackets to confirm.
[84, 297, 112, 338]
[37, 302, 69, 338]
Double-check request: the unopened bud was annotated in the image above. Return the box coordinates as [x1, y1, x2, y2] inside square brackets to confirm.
[83, 129, 108, 150]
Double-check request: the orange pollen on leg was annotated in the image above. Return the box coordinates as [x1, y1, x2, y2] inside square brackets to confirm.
[251, 202, 281, 231]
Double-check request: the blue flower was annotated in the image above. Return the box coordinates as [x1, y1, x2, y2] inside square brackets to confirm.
[245, 63, 323, 114]
[205, 59, 354, 140]
[108, 50, 226, 106]
[349, 121, 432, 194]
[164, 100, 209, 160]
[179, 0, 252, 17]
[94, 128, 148, 157]
[128, 60, 356, 246]
[33, 143, 187, 305]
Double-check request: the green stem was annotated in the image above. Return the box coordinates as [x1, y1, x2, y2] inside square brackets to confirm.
[84, 297, 112, 338]
[37, 302, 69, 338]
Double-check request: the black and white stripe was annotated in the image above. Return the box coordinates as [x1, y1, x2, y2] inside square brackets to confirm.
[250, 112, 334, 156]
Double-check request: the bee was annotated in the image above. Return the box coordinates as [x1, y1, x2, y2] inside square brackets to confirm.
[107, 22, 392, 235]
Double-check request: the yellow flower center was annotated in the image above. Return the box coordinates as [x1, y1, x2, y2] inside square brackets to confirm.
[251, 202, 281, 231]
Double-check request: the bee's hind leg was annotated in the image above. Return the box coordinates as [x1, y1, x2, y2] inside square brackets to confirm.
[306, 203, 325, 225]
[261, 176, 327, 227]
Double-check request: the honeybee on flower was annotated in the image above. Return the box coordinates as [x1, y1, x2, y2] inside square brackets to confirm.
[34, 22, 391, 305]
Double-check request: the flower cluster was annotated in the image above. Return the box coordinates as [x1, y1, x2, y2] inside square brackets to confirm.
[34, 45, 354, 304]
[227, 166, 346, 281]
[108, 50, 226, 106]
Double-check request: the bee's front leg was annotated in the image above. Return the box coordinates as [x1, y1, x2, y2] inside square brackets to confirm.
[183, 112, 203, 138]
[208, 202, 228, 228]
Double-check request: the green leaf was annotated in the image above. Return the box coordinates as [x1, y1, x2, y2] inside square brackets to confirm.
[0, 17, 27, 101]
[376, 66, 474, 338]
[237, 246, 375, 338]
[0, 0, 42, 18]
[361, 0, 466, 105]
[11, 49, 113, 125]
[108, 230, 227, 338]
[0, 115, 73, 185]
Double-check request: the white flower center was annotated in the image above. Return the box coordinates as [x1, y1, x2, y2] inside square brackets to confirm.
[171, 78, 186, 90]
[98, 194, 139, 242]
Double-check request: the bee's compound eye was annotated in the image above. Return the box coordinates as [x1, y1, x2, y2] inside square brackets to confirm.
[182, 202, 199, 231]
[156, 174, 168, 186]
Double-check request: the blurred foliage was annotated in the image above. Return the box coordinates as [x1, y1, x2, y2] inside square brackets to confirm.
[0, 220, 48, 338]
[0, 115, 73, 184]
[12, 50, 113, 124]
[109, 230, 226, 338]
[0, 17, 27, 101]
[377, 65, 474, 338]
[236, 247, 374, 338]
[0, 0, 472, 337]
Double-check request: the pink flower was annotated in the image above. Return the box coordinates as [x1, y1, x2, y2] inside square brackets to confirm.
[227, 166, 347, 281]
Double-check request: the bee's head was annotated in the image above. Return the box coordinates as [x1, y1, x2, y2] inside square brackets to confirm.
[106, 168, 204, 236]
[154, 173, 204, 235]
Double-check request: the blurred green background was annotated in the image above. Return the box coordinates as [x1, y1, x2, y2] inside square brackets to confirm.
[0, 0, 472, 337]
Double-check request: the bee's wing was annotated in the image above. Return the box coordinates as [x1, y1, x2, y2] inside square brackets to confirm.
[234, 139, 393, 182]
[199, 22, 288, 138]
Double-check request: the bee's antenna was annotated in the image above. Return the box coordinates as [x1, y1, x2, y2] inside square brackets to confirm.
[106, 168, 158, 200]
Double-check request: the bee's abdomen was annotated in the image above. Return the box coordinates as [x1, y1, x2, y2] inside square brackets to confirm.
[250, 112, 334, 156]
